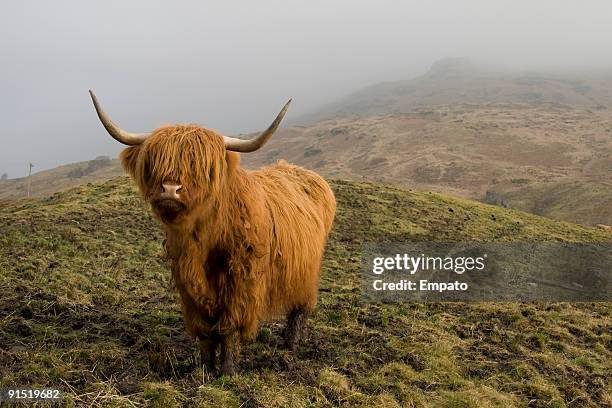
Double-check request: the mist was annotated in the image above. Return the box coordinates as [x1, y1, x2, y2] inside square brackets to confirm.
[1, 0, 612, 177]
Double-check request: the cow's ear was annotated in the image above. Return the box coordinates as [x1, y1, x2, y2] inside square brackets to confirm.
[120, 145, 141, 178]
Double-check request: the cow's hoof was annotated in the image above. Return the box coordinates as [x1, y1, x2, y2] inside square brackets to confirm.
[219, 365, 236, 377]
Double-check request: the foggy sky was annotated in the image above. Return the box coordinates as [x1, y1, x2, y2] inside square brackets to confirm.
[1, 0, 612, 177]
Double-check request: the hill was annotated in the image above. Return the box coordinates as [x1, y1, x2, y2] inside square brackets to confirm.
[298, 58, 612, 122]
[244, 103, 612, 226]
[0, 156, 124, 200]
[488, 180, 612, 227]
[0, 177, 610, 407]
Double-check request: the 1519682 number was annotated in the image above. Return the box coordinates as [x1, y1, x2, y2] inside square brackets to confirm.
[1, 388, 62, 401]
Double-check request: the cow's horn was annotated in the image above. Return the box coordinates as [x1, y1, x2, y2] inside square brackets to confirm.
[89, 90, 151, 146]
[223, 99, 292, 152]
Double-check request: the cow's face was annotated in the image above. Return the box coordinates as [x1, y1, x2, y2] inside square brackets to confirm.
[120, 126, 227, 225]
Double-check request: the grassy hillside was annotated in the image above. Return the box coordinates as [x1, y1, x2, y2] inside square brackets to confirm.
[489, 180, 612, 227]
[0, 177, 610, 407]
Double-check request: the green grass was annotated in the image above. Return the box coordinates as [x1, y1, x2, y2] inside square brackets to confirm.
[0, 177, 610, 407]
[501, 180, 612, 226]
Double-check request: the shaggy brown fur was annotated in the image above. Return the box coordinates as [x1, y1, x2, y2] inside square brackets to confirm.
[120, 125, 336, 375]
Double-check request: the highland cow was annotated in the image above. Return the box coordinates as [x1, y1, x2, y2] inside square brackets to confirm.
[89, 91, 335, 376]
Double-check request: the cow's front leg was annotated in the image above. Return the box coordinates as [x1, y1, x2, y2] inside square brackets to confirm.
[199, 335, 219, 374]
[284, 307, 309, 353]
[220, 330, 240, 376]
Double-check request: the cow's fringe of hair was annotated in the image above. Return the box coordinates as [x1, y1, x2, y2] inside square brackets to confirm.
[121, 125, 227, 203]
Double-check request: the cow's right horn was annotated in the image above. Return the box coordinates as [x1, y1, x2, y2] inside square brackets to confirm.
[89, 90, 151, 146]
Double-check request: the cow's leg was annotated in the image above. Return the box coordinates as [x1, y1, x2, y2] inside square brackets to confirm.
[199, 334, 219, 374]
[220, 331, 240, 376]
[284, 307, 309, 353]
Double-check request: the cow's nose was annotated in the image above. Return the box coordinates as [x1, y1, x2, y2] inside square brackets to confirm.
[161, 183, 183, 198]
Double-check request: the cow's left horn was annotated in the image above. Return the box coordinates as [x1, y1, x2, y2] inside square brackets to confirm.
[223, 99, 292, 152]
[89, 90, 151, 146]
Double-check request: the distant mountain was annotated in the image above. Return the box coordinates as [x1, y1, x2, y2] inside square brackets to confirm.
[298, 58, 612, 123]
